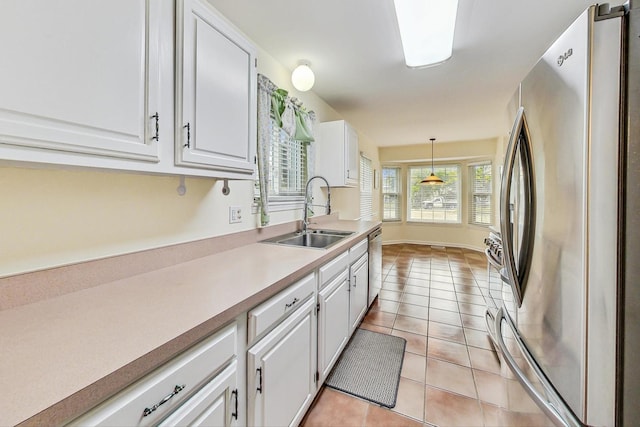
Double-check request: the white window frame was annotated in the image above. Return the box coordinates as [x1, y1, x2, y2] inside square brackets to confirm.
[468, 162, 493, 226]
[382, 166, 402, 221]
[407, 164, 461, 224]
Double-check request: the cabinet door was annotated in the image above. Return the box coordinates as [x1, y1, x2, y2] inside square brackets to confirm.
[318, 270, 350, 382]
[248, 298, 316, 427]
[158, 361, 239, 427]
[0, 0, 160, 162]
[176, 0, 257, 177]
[349, 254, 369, 333]
[345, 123, 359, 184]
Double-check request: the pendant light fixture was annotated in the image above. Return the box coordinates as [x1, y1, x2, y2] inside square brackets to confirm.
[420, 138, 444, 184]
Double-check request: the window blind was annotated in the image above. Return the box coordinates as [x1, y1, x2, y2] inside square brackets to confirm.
[382, 167, 401, 221]
[268, 120, 307, 199]
[360, 155, 373, 220]
[469, 163, 492, 226]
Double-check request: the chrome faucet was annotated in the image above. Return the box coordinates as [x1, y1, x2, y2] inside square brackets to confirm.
[302, 175, 331, 234]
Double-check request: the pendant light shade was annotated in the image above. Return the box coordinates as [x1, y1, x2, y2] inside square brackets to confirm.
[420, 138, 444, 184]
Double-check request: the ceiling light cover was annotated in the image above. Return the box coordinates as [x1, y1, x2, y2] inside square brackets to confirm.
[291, 63, 315, 92]
[394, 0, 459, 68]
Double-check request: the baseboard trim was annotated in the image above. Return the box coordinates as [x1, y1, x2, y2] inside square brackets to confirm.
[382, 239, 484, 253]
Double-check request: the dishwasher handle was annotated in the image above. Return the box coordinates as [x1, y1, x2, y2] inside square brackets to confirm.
[368, 227, 382, 240]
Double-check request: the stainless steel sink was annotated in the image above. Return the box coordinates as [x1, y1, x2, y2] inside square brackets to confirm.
[260, 229, 354, 249]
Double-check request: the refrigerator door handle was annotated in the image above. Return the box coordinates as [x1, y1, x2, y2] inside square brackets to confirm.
[500, 106, 536, 307]
[492, 308, 584, 427]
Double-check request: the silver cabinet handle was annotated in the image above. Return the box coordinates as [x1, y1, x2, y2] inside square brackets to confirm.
[492, 309, 582, 427]
[285, 297, 299, 310]
[150, 112, 159, 141]
[142, 384, 185, 417]
[183, 123, 191, 148]
[231, 389, 238, 420]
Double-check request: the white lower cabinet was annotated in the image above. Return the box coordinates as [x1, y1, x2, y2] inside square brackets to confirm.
[349, 253, 369, 334]
[318, 270, 350, 383]
[247, 297, 317, 427]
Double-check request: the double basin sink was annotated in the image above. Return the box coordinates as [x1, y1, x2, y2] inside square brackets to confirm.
[261, 229, 354, 249]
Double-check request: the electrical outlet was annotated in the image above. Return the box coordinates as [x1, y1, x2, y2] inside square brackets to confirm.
[229, 206, 242, 224]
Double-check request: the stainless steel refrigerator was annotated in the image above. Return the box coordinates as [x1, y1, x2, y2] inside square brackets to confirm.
[486, 2, 639, 426]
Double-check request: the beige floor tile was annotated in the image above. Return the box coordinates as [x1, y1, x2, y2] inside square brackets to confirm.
[428, 307, 462, 326]
[393, 315, 429, 336]
[427, 321, 466, 344]
[403, 285, 430, 297]
[397, 302, 429, 320]
[364, 405, 422, 427]
[468, 346, 502, 375]
[401, 293, 430, 307]
[363, 310, 396, 328]
[392, 378, 425, 421]
[424, 386, 484, 427]
[401, 352, 426, 383]
[473, 369, 506, 406]
[359, 323, 393, 335]
[301, 388, 368, 427]
[392, 330, 427, 356]
[425, 358, 477, 399]
[427, 337, 471, 367]
[464, 327, 494, 350]
[428, 297, 459, 313]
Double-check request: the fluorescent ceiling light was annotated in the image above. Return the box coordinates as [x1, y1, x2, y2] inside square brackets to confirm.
[393, 0, 459, 68]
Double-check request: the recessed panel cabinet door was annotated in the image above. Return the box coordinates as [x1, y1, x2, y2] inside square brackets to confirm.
[318, 270, 350, 383]
[0, 0, 160, 162]
[349, 254, 369, 333]
[176, 0, 257, 176]
[248, 298, 316, 427]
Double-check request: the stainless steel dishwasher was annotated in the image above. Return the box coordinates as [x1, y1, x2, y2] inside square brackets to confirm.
[368, 226, 382, 306]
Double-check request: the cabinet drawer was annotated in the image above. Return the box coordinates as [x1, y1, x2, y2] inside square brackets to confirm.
[69, 323, 237, 427]
[349, 238, 368, 263]
[319, 251, 349, 287]
[248, 273, 315, 343]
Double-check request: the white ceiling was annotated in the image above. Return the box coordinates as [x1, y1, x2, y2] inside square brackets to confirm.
[208, 0, 600, 147]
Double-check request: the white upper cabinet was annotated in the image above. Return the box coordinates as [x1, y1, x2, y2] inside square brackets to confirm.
[316, 120, 359, 187]
[175, 0, 257, 178]
[0, 0, 161, 163]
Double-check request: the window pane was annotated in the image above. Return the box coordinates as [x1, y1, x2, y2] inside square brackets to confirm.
[360, 155, 373, 220]
[408, 165, 460, 223]
[383, 194, 401, 221]
[469, 163, 492, 226]
[382, 167, 401, 221]
[268, 120, 307, 198]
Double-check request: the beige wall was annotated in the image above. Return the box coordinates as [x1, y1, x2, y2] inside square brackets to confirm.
[0, 26, 372, 277]
[379, 138, 501, 251]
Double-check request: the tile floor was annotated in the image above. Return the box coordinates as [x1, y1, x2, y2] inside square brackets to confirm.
[301, 243, 553, 427]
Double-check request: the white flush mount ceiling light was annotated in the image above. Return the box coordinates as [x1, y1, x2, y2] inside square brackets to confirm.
[291, 62, 315, 92]
[393, 0, 459, 68]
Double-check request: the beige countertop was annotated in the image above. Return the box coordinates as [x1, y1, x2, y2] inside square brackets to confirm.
[0, 219, 380, 426]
